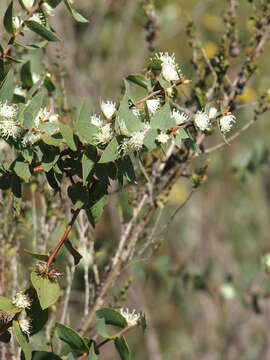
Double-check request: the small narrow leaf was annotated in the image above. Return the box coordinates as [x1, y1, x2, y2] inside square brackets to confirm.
[30, 271, 61, 310]
[63, 0, 89, 23]
[4, 1, 14, 34]
[24, 249, 49, 261]
[56, 323, 89, 354]
[126, 74, 149, 89]
[114, 337, 130, 360]
[82, 146, 97, 183]
[0, 71, 15, 102]
[12, 320, 32, 360]
[32, 351, 62, 360]
[59, 124, 77, 151]
[26, 21, 60, 42]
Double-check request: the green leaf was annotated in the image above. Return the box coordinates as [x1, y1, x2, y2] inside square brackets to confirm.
[88, 343, 98, 360]
[114, 337, 130, 360]
[99, 137, 119, 163]
[68, 183, 88, 208]
[82, 146, 97, 183]
[41, 134, 62, 146]
[117, 157, 136, 183]
[3, 1, 14, 34]
[25, 290, 49, 335]
[140, 313, 146, 333]
[23, 91, 44, 128]
[95, 318, 109, 338]
[59, 124, 77, 151]
[56, 323, 89, 355]
[21, 61, 33, 88]
[86, 182, 108, 227]
[26, 21, 60, 42]
[75, 102, 98, 143]
[0, 296, 21, 314]
[143, 129, 158, 150]
[24, 249, 49, 261]
[12, 320, 32, 360]
[184, 138, 201, 153]
[117, 81, 142, 133]
[13, 161, 31, 181]
[32, 351, 62, 360]
[126, 74, 149, 89]
[150, 103, 176, 130]
[96, 308, 128, 328]
[0, 71, 15, 102]
[30, 271, 61, 310]
[41, 145, 60, 172]
[47, 0, 63, 8]
[63, 0, 89, 23]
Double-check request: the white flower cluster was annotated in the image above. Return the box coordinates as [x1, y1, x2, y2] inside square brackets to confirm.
[155, 52, 182, 82]
[120, 131, 146, 154]
[146, 99, 160, 115]
[194, 106, 236, 134]
[101, 101, 117, 120]
[19, 318, 31, 336]
[42, 3, 54, 16]
[0, 101, 21, 140]
[120, 308, 140, 326]
[219, 114, 236, 133]
[12, 291, 31, 309]
[91, 100, 116, 145]
[156, 132, 170, 144]
[171, 109, 189, 125]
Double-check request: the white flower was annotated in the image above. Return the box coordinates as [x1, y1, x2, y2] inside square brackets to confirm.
[208, 107, 218, 119]
[94, 124, 113, 145]
[12, 291, 31, 309]
[0, 102, 17, 119]
[120, 131, 145, 154]
[19, 319, 31, 336]
[194, 111, 210, 131]
[155, 52, 181, 82]
[12, 16, 23, 30]
[156, 132, 170, 144]
[219, 284, 236, 301]
[32, 72, 41, 83]
[0, 120, 21, 139]
[14, 86, 26, 97]
[91, 114, 104, 128]
[120, 308, 140, 326]
[21, 132, 41, 147]
[219, 114, 236, 133]
[29, 13, 43, 25]
[42, 3, 54, 16]
[101, 101, 116, 120]
[146, 99, 160, 115]
[171, 109, 189, 125]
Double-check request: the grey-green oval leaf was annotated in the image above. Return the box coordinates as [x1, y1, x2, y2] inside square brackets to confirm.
[30, 271, 61, 310]
[12, 320, 32, 360]
[4, 1, 14, 34]
[56, 323, 89, 354]
[26, 21, 60, 42]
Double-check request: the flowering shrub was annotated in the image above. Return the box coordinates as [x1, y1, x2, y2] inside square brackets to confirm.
[0, 0, 270, 359]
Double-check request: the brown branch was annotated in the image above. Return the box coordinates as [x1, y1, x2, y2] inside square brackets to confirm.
[47, 208, 81, 268]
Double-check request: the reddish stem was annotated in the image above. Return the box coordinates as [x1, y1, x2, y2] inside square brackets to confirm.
[47, 208, 81, 268]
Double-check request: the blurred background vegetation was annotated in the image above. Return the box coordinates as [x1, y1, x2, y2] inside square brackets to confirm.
[1, 0, 270, 359]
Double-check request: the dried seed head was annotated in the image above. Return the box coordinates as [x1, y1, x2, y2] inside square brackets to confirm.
[0, 310, 13, 327]
[34, 261, 63, 282]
